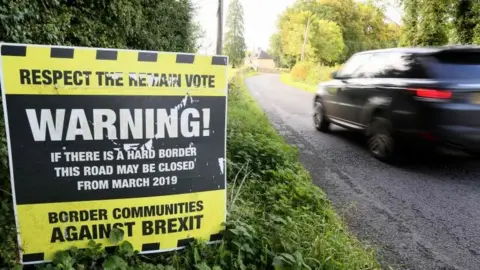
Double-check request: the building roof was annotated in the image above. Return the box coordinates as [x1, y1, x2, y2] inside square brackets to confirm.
[255, 50, 273, 59]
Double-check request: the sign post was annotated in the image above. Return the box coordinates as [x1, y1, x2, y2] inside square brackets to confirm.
[0, 43, 228, 264]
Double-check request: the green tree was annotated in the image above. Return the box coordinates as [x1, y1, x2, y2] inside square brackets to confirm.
[453, 0, 476, 44]
[269, 33, 296, 68]
[398, 0, 480, 46]
[0, 0, 200, 52]
[271, 0, 400, 65]
[309, 20, 344, 64]
[416, 0, 449, 45]
[306, 0, 364, 60]
[278, 9, 314, 61]
[357, 2, 399, 49]
[223, 0, 246, 67]
[399, 0, 420, 46]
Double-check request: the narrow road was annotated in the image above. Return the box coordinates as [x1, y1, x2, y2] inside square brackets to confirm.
[246, 74, 480, 270]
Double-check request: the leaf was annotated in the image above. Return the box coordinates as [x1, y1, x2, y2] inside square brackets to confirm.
[103, 255, 129, 270]
[272, 256, 286, 270]
[119, 241, 135, 257]
[53, 250, 75, 268]
[109, 228, 124, 244]
[194, 262, 211, 270]
[281, 253, 296, 264]
[87, 239, 96, 249]
[193, 246, 201, 263]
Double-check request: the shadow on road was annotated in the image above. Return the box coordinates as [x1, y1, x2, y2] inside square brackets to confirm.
[324, 126, 480, 177]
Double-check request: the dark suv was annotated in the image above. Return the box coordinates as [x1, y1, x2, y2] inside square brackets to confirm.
[313, 46, 480, 162]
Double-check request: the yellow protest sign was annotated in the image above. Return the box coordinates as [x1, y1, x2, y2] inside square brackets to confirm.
[0, 43, 228, 264]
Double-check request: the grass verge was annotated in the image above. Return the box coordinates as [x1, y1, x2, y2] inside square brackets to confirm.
[226, 73, 379, 269]
[245, 70, 260, 77]
[280, 73, 317, 93]
[0, 72, 379, 269]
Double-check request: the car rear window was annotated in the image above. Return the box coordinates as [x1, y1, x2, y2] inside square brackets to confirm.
[424, 51, 480, 80]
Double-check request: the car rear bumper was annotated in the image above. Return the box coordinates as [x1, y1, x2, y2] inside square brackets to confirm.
[435, 125, 480, 154]
[395, 125, 480, 155]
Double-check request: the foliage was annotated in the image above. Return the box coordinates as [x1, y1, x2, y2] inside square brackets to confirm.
[399, 0, 419, 46]
[270, 0, 401, 68]
[291, 62, 314, 82]
[453, 0, 477, 44]
[415, 0, 449, 46]
[306, 65, 340, 85]
[223, 0, 247, 67]
[276, 8, 345, 65]
[0, 0, 201, 52]
[280, 74, 318, 93]
[269, 33, 296, 69]
[0, 198, 16, 267]
[0, 73, 379, 269]
[278, 9, 313, 61]
[400, 0, 480, 46]
[309, 20, 345, 64]
[284, 63, 340, 92]
[0, 93, 17, 267]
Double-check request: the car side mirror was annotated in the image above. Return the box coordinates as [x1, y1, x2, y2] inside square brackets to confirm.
[331, 71, 339, 79]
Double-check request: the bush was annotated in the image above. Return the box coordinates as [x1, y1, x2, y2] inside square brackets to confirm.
[290, 62, 341, 86]
[0, 0, 199, 52]
[290, 62, 314, 82]
[306, 65, 339, 85]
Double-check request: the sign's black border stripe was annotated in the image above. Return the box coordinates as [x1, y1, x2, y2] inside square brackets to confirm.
[211, 56, 227, 66]
[1, 45, 27, 56]
[50, 48, 74, 59]
[96, 50, 118, 60]
[177, 237, 195, 247]
[176, 54, 195, 64]
[105, 246, 116, 253]
[142, 243, 160, 251]
[209, 232, 223, 241]
[138, 52, 158, 62]
[23, 252, 44, 262]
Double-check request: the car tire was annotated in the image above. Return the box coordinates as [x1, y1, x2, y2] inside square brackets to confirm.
[367, 117, 398, 162]
[314, 100, 330, 132]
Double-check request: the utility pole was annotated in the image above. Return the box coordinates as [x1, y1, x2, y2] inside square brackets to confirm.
[216, 0, 223, 55]
[300, 16, 311, 62]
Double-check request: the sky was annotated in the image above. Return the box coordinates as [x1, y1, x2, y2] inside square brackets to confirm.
[194, 0, 403, 55]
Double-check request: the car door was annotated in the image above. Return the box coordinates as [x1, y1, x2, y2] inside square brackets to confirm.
[324, 53, 372, 121]
[333, 53, 372, 123]
[342, 52, 420, 125]
[337, 78, 371, 125]
[338, 53, 389, 125]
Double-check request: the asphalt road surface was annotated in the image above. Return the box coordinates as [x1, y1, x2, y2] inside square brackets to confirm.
[246, 74, 480, 270]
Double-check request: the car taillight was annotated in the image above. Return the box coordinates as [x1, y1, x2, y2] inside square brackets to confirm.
[408, 88, 452, 99]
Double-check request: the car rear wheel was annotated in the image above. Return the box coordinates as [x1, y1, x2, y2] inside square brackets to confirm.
[367, 117, 397, 162]
[314, 101, 330, 132]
